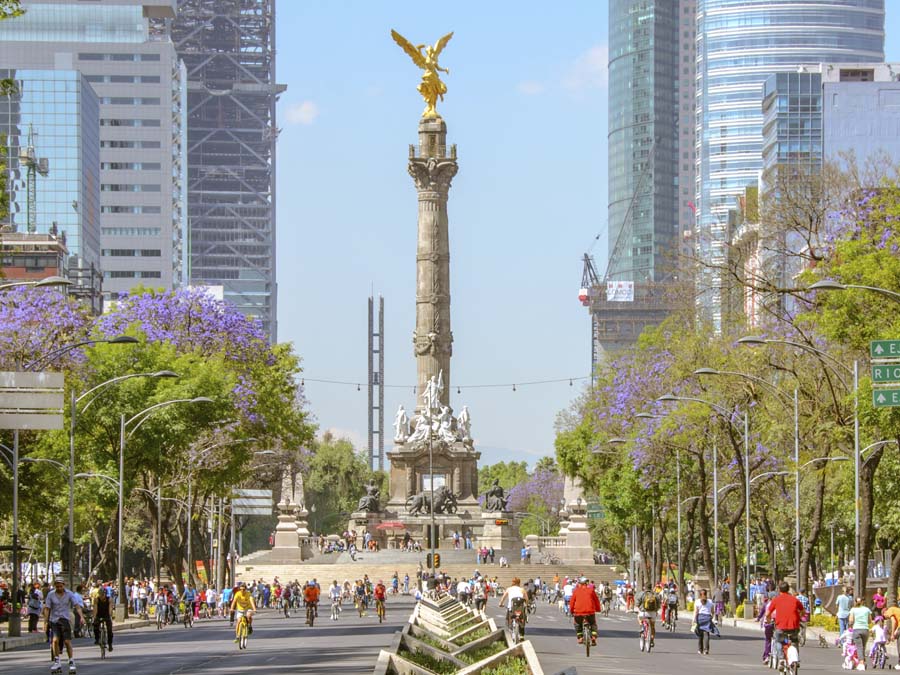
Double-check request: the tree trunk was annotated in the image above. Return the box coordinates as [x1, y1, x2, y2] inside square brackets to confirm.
[799, 468, 827, 592]
[858, 447, 886, 591]
[727, 524, 739, 615]
[888, 547, 900, 606]
[759, 508, 778, 582]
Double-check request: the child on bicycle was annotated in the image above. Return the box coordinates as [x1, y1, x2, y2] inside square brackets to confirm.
[869, 616, 887, 661]
[570, 577, 601, 646]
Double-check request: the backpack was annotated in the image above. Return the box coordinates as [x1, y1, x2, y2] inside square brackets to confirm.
[603, 587, 612, 599]
[643, 593, 659, 612]
[668, 591, 678, 605]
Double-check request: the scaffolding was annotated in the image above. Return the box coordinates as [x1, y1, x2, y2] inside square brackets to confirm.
[368, 296, 385, 472]
[165, 0, 285, 341]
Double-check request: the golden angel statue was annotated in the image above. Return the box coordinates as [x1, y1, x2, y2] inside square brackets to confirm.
[391, 29, 454, 118]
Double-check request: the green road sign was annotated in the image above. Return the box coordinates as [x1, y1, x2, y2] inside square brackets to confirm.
[870, 340, 900, 359]
[873, 389, 900, 407]
[872, 364, 900, 383]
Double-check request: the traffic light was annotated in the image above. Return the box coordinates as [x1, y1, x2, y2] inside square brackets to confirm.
[426, 553, 433, 568]
[433, 553, 441, 568]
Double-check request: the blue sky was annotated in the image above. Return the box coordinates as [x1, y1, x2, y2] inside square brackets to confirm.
[275, 2, 900, 467]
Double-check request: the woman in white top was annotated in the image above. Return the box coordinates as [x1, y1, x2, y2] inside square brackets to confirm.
[498, 577, 526, 633]
[693, 588, 719, 655]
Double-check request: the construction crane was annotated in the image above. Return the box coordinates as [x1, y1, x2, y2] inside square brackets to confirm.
[18, 124, 49, 234]
[579, 139, 657, 306]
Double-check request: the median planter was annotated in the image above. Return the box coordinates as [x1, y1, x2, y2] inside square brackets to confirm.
[375, 594, 544, 675]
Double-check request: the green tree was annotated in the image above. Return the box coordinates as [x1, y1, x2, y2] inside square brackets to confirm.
[478, 461, 529, 492]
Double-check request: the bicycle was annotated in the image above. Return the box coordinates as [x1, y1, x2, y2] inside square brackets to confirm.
[96, 621, 108, 660]
[156, 606, 165, 630]
[639, 616, 653, 653]
[663, 609, 676, 632]
[871, 641, 888, 670]
[601, 597, 611, 618]
[282, 598, 291, 619]
[575, 615, 596, 657]
[183, 604, 194, 629]
[376, 598, 386, 623]
[306, 602, 316, 627]
[235, 614, 250, 650]
[330, 599, 341, 621]
[770, 633, 800, 674]
[539, 552, 562, 565]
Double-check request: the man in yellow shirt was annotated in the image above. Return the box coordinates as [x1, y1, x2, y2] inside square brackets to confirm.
[229, 582, 256, 641]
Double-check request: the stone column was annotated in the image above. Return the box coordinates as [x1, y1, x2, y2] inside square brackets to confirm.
[408, 117, 458, 410]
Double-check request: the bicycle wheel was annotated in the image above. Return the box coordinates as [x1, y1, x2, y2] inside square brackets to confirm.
[585, 631, 590, 657]
[157, 612, 163, 630]
[98, 624, 107, 659]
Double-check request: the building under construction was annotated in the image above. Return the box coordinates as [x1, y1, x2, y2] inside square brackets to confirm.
[165, 0, 285, 341]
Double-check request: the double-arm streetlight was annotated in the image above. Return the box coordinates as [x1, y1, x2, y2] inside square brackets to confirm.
[115, 397, 212, 620]
[3, 328, 136, 637]
[66, 370, 178, 587]
[657, 393, 754, 593]
[735, 335, 862, 595]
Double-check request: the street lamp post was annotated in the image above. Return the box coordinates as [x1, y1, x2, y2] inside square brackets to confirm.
[115, 397, 211, 621]
[4, 329, 135, 638]
[737, 335, 859, 596]
[67, 370, 177, 587]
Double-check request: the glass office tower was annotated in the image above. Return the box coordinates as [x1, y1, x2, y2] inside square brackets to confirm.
[608, 0, 685, 283]
[695, 0, 884, 329]
[0, 70, 101, 266]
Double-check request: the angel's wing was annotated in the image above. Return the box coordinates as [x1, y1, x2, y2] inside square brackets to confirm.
[433, 31, 454, 58]
[391, 29, 426, 69]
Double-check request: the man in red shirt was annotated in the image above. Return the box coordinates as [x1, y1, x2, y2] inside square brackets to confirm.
[765, 581, 804, 652]
[570, 576, 601, 646]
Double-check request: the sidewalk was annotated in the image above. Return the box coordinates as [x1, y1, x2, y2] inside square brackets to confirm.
[1, 617, 150, 653]
[728, 615, 840, 646]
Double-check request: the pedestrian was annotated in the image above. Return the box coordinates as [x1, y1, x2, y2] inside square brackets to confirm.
[27, 583, 43, 632]
[836, 586, 853, 634]
[849, 595, 873, 657]
[758, 591, 776, 664]
[489, 546, 495, 564]
[693, 588, 719, 654]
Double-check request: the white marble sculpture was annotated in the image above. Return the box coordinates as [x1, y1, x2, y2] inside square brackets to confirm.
[438, 405, 456, 443]
[393, 404, 410, 442]
[407, 411, 431, 444]
[457, 405, 471, 442]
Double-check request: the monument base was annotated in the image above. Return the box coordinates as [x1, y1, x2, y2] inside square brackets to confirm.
[480, 512, 521, 552]
[562, 514, 595, 565]
[349, 511, 386, 549]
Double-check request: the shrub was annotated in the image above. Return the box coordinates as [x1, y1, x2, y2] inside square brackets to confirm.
[459, 642, 506, 664]
[398, 647, 457, 675]
[810, 614, 839, 633]
[452, 626, 491, 646]
[481, 658, 531, 675]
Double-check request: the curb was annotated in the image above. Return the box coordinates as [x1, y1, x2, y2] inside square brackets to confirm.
[1, 619, 151, 653]
[728, 617, 840, 644]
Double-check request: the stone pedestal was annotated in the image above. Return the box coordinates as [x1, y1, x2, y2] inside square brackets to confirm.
[348, 511, 385, 549]
[563, 513, 595, 565]
[295, 507, 313, 559]
[479, 512, 520, 552]
[266, 503, 304, 562]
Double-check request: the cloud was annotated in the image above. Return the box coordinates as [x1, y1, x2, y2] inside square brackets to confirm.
[563, 44, 608, 91]
[285, 100, 319, 125]
[517, 80, 545, 96]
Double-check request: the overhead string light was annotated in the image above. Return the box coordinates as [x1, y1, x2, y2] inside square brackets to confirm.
[301, 375, 592, 391]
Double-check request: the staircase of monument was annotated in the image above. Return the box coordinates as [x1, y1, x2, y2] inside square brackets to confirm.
[236, 549, 621, 587]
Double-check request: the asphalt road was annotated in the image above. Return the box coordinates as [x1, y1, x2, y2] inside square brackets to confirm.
[1, 595, 870, 674]
[0, 598, 414, 675]
[484, 600, 859, 674]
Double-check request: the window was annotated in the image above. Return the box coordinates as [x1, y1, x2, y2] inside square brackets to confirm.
[101, 184, 162, 192]
[102, 249, 135, 257]
[100, 140, 161, 148]
[140, 271, 161, 278]
[102, 227, 161, 236]
[101, 162, 162, 170]
[100, 119, 161, 127]
[107, 271, 135, 279]
[101, 205, 162, 214]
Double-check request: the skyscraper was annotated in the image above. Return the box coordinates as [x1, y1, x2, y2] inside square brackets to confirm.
[695, 0, 885, 329]
[0, 0, 187, 300]
[166, 0, 284, 341]
[592, 0, 695, 361]
[0, 70, 101, 267]
[608, 0, 695, 283]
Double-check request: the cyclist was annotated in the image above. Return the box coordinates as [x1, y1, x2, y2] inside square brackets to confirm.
[229, 582, 256, 642]
[44, 576, 84, 674]
[498, 577, 527, 634]
[281, 583, 292, 618]
[92, 587, 113, 652]
[765, 581, 804, 666]
[329, 580, 342, 621]
[303, 580, 320, 623]
[374, 580, 387, 621]
[571, 577, 600, 646]
[665, 584, 679, 624]
[354, 579, 367, 615]
[636, 584, 659, 647]
[601, 583, 613, 614]
[181, 584, 196, 622]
